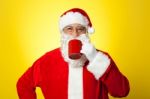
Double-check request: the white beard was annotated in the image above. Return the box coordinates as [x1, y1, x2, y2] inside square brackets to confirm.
[60, 33, 90, 68]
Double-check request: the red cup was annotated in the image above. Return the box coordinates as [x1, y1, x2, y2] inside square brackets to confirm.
[68, 39, 82, 59]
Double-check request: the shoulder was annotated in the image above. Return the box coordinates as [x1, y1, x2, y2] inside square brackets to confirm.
[34, 48, 61, 63]
[96, 49, 110, 57]
[42, 47, 61, 59]
[45, 47, 61, 56]
[96, 49, 114, 62]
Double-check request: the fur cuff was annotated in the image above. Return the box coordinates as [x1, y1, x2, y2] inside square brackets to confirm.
[87, 51, 110, 80]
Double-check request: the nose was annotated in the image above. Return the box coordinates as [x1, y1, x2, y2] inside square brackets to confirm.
[72, 30, 79, 37]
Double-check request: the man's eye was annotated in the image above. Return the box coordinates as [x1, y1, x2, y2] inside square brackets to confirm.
[78, 28, 84, 31]
[67, 27, 72, 30]
[78, 27, 85, 31]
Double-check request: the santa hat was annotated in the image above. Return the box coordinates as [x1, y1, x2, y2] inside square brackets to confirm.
[59, 8, 94, 34]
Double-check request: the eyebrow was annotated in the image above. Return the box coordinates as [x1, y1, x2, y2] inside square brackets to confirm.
[64, 25, 86, 29]
[77, 26, 85, 28]
[65, 26, 73, 28]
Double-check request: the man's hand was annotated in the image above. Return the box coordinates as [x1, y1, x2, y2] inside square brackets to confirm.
[81, 42, 98, 62]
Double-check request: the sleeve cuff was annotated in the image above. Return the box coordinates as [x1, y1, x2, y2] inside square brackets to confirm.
[87, 51, 111, 80]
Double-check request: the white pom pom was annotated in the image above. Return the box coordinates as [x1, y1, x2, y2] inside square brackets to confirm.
[88, 27, 94, 34]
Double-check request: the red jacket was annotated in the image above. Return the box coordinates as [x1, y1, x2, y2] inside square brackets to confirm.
[17, 48, 130, 99]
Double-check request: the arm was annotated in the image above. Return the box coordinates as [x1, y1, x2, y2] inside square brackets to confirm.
[17, 66, 37, 99]
[81, 43, 130, 97]
[87, 52, 130, 97]
[17, 56, 43, 99]
[100, 55, 130, 97]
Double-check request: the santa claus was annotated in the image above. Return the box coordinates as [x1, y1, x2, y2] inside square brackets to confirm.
[17, 8, 130, 99]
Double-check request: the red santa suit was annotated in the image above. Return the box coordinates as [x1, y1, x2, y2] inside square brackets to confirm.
[17, 48, 130, 99]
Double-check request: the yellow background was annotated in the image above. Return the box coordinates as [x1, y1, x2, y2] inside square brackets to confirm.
[0, 0, 150, 99]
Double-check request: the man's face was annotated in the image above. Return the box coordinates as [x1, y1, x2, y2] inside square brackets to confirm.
[62, 23, 87, 37]
[61, 23, 89, 66]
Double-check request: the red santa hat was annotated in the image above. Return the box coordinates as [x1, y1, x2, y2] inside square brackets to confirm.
[59, 8, 94, 34]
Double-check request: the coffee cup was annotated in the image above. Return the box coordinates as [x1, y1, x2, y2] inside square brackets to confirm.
[68, 39, 82, 59]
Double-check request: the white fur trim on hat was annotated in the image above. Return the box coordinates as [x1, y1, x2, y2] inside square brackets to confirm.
[87, 51, 110, 80]
[88, 27, 94, 34]
[59, 12, 89, 31]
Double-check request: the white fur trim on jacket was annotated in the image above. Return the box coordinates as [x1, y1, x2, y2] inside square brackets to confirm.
[68, 65, 83, 99]
[87, 51, 110, 80]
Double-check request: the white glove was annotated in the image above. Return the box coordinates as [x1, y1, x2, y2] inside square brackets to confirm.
[81, 42, 98, 62]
